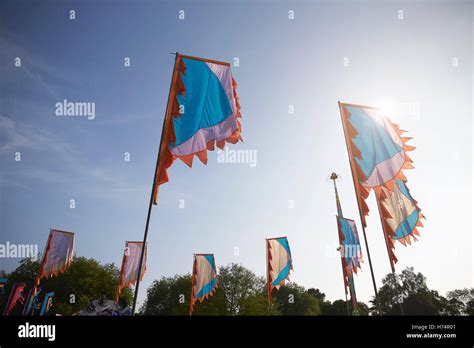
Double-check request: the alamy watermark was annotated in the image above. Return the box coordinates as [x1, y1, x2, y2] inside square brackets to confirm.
[216, 147, 257, 167]
[0, 242, 38, 260]
[379, 99, 420, 120]
[325, 242, 362, 259]
[55, 99, 95, 120]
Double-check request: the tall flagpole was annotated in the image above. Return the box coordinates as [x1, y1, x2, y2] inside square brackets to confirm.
[329, 172, 351, 316]
[132, 52, 179, 314]
[374, 193, 405, 315]
[338, 101, 382, 315]
[189, 254, 195, 316]
[265, 238, 270, 315]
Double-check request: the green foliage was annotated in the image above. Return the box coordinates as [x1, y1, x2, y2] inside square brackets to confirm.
[217, 263, 266, 315]
[445, 288, 474, 315]
[319, 299, 368, 316]
[272, 283, 320, 315]
[141, 263, 321, 316]
[3, 259, 471, 316]
[373, 267, 473, 316]
[0, 256, 131, 315]
[140, 274, 192, 315]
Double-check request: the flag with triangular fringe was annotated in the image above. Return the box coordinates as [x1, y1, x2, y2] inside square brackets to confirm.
[190, 254, 218, 315]
[22, 287, 41, 316]
[116, 241, 147, 302]
[266, 236, 293, 304]
[36, 229, 75, 286]
[337, 217, 363, 311]
[375, 179, 424, 265]
[338, 102, 415, 227]
[39, 292, 55, 316]
[153, 54, 242, 204]
[337, 216, 363, 277]
[3, 282, 26, 316]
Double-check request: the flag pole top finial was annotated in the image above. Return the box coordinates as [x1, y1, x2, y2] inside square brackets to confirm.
[330, 172, 342, 181]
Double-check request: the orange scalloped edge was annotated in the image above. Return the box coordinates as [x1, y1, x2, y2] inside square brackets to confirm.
[153, 57, 242, 205]
[267, 240, 293, 303]
[36, 232, 74, 287]
[5, 283, 27, 315]
[375, 182, 424, 266]
[116, 243, 147, 302]
[344, 106, 416, 227]
[189, 256, 218, 315]
[336, 218, 363, 293]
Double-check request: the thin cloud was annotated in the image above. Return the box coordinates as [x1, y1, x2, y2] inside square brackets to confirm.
[0, 114, 143, 194]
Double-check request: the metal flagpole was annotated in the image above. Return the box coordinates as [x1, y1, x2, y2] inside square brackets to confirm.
[131, 52, 179, 314]
[329, 172, 351, 316]
[266, 238, 270, 315]
[374, 192, 405, 315]
[189, 254, 195, 316]
[338, 101, 382, 315]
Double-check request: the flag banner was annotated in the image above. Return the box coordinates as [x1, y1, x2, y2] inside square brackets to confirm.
[337, 216, 363, 276]
[153, 54, 242, 204]
[267, 237, 293, 303]
[336, 216, 362, 311]
[190, 254, 218, 315]
[3, 282, 26, 315]
[39, 292, 55, 316]
[116, 241, 147, 302]
[339, 102, 415, 227]
[376, 179, 424, 264]
[22, 288, 42, 316]
[37, 229, 75, 286]
[21, 289, 33, 315]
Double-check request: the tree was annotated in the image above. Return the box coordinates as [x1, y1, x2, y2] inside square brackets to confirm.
[272, 283, 320, 315]
[140, 274, 195, 315]
[141, 263, 323, 315]
[4, 258, 468, 316]
[445, 288, 474, 315]
[372, 267, 474, 316]
[307, 288, 326, 302]
[319, 299, 368, 316]
[218, 263, 267, 315]
[141, 263, 270, 315]
[0, 257, 132, 315]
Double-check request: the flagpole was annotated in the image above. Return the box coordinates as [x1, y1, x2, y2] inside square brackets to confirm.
[374, 193, 405, 315]
[115, 241, 126, 304]
[189, 254, 195, 316]
[329, 172, 351, 316]
[338, 101, 382, 315]
[131, 52, 179, 314]
[265, 238, 271, 315]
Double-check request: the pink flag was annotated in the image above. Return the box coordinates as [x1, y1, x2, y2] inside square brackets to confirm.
[116, 241, 147, 302]
[3, 283, 27, 316]
[36, 229, 75, 286]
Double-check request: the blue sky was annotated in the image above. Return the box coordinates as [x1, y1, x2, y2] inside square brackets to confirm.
[0, 0, 472, 307]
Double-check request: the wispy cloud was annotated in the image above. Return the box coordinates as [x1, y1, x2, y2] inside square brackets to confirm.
[0, 115, 30, 151]
[0, 35, 78, 100]
[0, 114, 145, 194]
[0, 33, 145, 194]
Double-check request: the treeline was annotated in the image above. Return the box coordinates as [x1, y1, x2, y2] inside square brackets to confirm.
[1, 257, 472, 316]
[0, 257, 132, 315]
